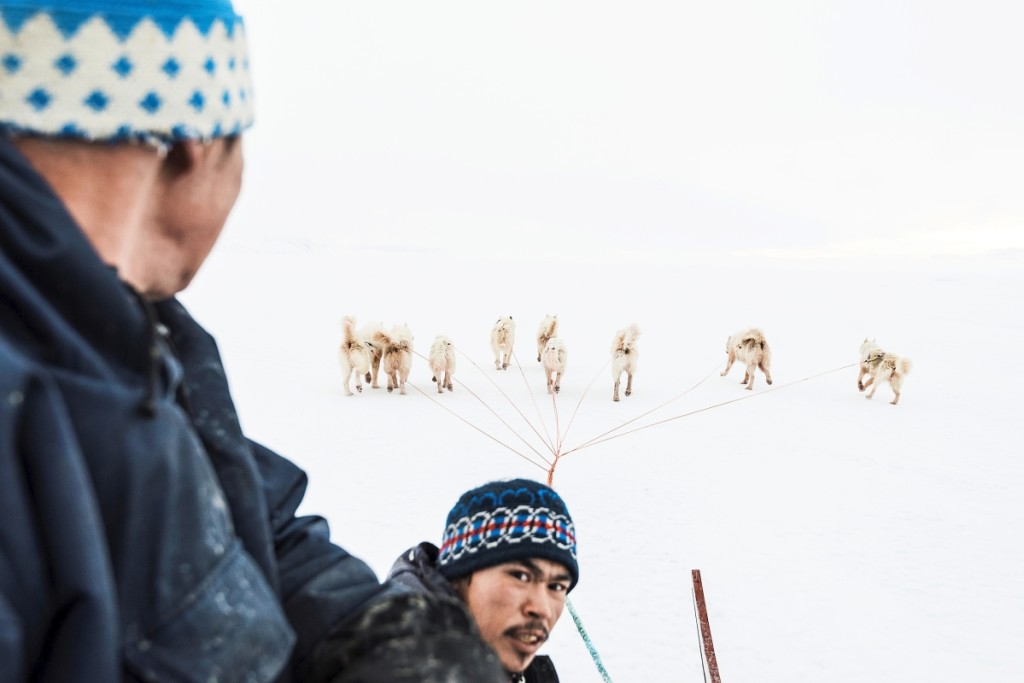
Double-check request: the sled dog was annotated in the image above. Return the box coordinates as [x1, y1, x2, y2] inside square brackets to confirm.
[490, 316, 515, 370]
[536, 314, 558, 362]
[359, 320, 387, 389]
[339, 316, 371, 396]
[611, 324, 640, 402]
[380, 323, 414, 395]
[542, 337, 567, 394]
[721, 327, 773, 390]
[858, 338, 912, 405]
[429, 335, 456, 394]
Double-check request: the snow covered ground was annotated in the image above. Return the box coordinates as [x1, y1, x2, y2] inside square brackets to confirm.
[184, 3, 1023, 678]
[182, 242, 1023, 682]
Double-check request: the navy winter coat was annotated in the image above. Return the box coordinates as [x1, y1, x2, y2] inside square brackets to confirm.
[0, 136, 386, 682]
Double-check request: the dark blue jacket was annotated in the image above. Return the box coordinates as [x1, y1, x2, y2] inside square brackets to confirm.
[0, 136, 386, 682]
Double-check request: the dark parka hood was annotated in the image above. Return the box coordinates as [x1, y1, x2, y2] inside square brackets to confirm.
[1, 136, 385, 682]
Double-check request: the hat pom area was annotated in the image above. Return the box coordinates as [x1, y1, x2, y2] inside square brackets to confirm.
[437, 479, 579, 591]
[0, 0, 254, 142]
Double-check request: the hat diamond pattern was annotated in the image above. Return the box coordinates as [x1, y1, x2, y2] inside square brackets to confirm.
[111, 55, 133, 78]
[0, 8, 254, 141]
[83, 89, 109, 112]
[2, 52, 21, 73]
[54, 52, 77, 75]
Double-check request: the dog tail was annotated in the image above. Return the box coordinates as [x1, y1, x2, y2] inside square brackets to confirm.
[342, 315, 359, 348]
[375, 327, 395, 348]
[624, 323, 640, 345]
[612, 329, 626, 354]
[897, 357, 912, 376]
[538, 315, 558, 339]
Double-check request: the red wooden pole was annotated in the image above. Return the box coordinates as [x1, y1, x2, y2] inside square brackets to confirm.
[692, 569, 722, 683]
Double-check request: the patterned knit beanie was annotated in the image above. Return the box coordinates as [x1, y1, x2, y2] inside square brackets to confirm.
[438, 478, 579, 592]
[0, 0, 253, 142]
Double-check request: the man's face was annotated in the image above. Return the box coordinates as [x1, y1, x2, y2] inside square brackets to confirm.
[459, 558, 571, 674]
[149, 135, 244, 297]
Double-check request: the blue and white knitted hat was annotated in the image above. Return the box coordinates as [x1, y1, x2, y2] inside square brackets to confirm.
[0, 0, 253, 142]
[438, 478, 579, 592]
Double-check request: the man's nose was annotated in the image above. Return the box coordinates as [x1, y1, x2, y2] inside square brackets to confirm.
[523, 583, 554, 621]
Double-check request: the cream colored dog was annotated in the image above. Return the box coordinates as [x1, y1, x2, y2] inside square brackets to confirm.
[380, 323, 414, 395]
[721, 327, 773, 390]
[611, 323, 640, 402]
[490, 316, 515, 370]
[339, 316, 371, 396]
[359, 320, 387, 389]
[536, 314, 558, 362]
[429, 335, 456, 394]
[542, 337, 567, 394]
[858, 338, 912, 405]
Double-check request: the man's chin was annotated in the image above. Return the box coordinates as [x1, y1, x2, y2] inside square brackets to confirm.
[496, 647, 533, 674]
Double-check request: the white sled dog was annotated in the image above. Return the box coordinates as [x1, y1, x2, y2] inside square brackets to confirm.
[490, 316, 515, 370]
[429, 335, 456, 394]
[721, 327, 773, 390]
[339, 316, 371, 396]
[380, 323, 414, 395]
[858, 338, 912, 405]
[536, 314, 558, 362]
[611, 324, 640, 402]
[359, 320, 387, 389]
[542, 337, 567, 394]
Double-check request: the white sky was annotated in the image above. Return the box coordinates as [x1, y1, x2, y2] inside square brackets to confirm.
[227, 1, 1024, 261]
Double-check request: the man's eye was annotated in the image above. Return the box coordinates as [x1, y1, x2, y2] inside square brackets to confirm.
[509, 570, 531, 582]
[548, 582, 568, 593]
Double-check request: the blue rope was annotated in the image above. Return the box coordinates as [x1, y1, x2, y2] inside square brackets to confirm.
[567, 597, 613, 682]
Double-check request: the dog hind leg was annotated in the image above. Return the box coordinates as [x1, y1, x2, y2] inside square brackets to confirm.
[721, 350, 736, 377]
[371, 354, 382, 388]
[889, 373, 903, 405]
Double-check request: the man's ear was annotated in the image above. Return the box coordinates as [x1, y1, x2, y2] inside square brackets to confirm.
[450, 574, 472, 600]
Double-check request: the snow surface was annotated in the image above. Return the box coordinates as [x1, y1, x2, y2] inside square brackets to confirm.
[180, 3, 1023, 678]
[181, 245, 1023, 682]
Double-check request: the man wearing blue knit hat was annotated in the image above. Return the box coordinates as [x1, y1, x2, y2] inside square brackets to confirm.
[0, 1, 504, 681]
[389, 478, 580, 683]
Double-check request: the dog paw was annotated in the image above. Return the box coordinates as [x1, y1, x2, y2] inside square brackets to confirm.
[387, 387, 394, 393]
[625, 390, 631, 396]
[356, 386, 362, 393]
[613, 396, 619, 402]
